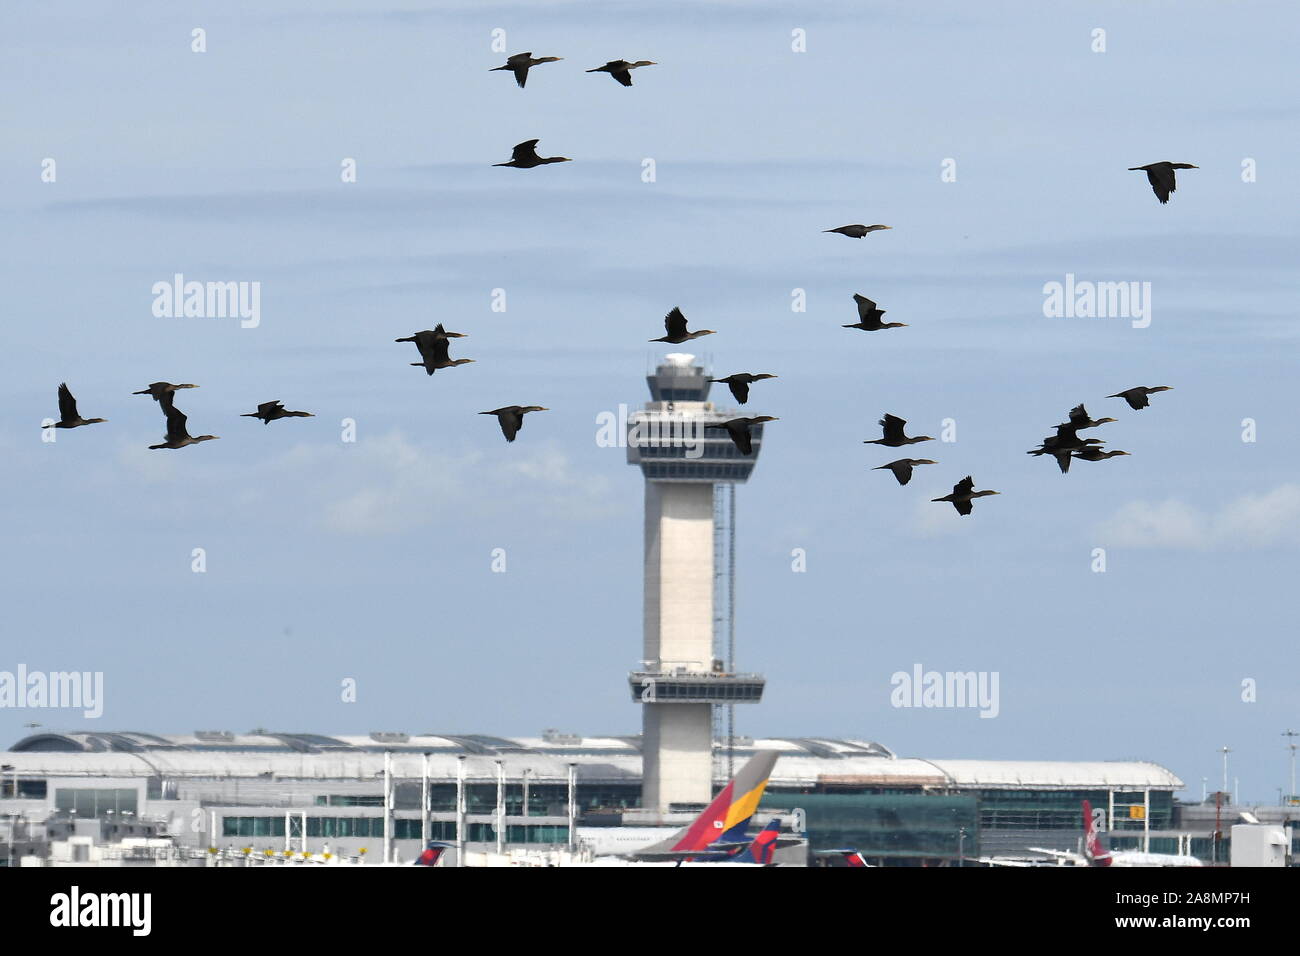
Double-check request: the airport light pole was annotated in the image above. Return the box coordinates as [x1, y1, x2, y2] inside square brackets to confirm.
[455, 755, 466, 867]
[382, 750, 392, 865]
[421, 752, 431, 846]
[1220, 746, 1231, 799]
[495, 760, 505, 857]
[1284, 730, 1298, 803]
[567, 763, 577, 852]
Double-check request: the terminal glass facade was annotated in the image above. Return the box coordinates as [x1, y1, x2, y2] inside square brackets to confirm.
[762, 793, 979, 863]
[54, 787, 137, 818]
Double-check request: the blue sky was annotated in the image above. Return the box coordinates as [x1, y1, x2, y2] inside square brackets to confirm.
[2, 1, 1298, 802]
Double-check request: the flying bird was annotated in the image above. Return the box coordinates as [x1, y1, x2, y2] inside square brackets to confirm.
[493, 139, 572, 169]
[241, 401, 315, 425]
[824, 224, 892, 239]
[1108, 386, 1173, 410]
[586, 59, 656, 86]
[395, 324, 467, 347]
[1065, 404, 1116, 430]
[480, 406, 548, 442]
[396, 329, 475, 374]
[872, 458, 937, 486]
[708, 373, 777, 405]
[863, 414, 933, 448]
[650, 307, 715, 344]
[133, 382, 198, 411]
[844, 294, 907, 332]
[1028, 426, 1105, 466]
[490, 52, 564, 88]
[1072, 447, 1131, 464]
[149, 404, 218, 450]
[47, 383, 106, 429]
[932, 476, 1000, 516]
[706, 417, 778, 456]
[1129, 162, 1198, 204]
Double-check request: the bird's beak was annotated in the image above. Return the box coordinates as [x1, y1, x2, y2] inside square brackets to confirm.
[882, 226, 893, 229]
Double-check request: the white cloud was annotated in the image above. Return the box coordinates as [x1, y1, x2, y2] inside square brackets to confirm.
[315, 430, 617, 534]
[1097, 484, 1300, 550]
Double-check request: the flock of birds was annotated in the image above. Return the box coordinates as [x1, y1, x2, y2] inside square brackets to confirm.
[43, 51, 1197, 515]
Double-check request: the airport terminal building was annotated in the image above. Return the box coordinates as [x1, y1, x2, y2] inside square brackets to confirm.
[0, 729, 1221, 865]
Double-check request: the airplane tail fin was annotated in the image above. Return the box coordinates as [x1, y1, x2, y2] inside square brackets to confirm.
[814, 848, 870, 867]
[734, 818, 782, 864]
[413, 841, 452, 866]
[1081, 800, 1113, 867]
[637, 749, 780, 855]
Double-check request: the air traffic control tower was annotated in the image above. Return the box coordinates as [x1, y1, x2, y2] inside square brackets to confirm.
[626, 353, 767, 813]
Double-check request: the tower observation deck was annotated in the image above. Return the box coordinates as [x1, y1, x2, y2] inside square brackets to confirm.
[626, 354, 768, 813]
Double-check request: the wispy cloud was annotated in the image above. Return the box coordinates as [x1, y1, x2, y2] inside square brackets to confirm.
[1097, 484, 1300, 550]
[314, 431, 618, 534]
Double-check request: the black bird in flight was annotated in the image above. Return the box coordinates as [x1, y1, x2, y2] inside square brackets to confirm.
[149, 404, 218, 450]
[1108, 385, 1173, 410]
[1065, 404, 1116, 430]
[709, 373, 777, 405]
[932, 476, 999, 516]
[863, 414, 933, 448]
[872, 458, 937, 486]
[586, 59, 656, 86]
[133, 382, 198, 412]
[396, 328, 474, 375]
[494, 139, 572, 169]
[395, 324, 467, 347]
[490, 52, 564, 88]
[1028, 424, 1105, 466]
[1072, 447, 1131, 464]
[241, 401, 315, 425]
[706, 417, 778, 456]
[824, 224, 892, 239]
[1129, 162, 1198, 204]
[480, 406, 548, 442]
[844, 294, 907, 332]
[650, 307, 715, 344]
[47, 383, 107, 429]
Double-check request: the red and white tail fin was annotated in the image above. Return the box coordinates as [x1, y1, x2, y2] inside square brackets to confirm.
[1081, 800, 1113, 867]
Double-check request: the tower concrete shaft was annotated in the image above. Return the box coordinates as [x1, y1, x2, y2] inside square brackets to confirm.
[627, 354, 766, 814]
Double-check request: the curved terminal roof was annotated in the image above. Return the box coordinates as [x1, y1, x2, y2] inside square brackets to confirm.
[2, 731, 1184, 791]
